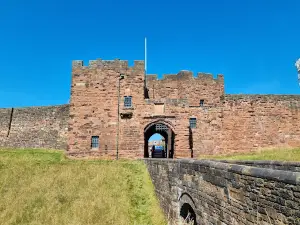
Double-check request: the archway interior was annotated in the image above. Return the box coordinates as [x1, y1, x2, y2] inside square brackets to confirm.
[149, 133, 165, 149]
[148, 133, 165, 158]
[144, 123, 175, 158]
[180, 203, 197, 225]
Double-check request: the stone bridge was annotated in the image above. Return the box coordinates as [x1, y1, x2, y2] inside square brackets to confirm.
[144, 159, 300, 225]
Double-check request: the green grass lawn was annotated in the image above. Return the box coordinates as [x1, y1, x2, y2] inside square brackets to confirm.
[0, 149, 166, 225]
[199, 148, 300, 161]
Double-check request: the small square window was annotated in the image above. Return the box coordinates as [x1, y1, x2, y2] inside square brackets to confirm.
[189, 118, 197, 129]
[154, 103, 164, 115]
[124, 96, 132, 108]
[91, 136, 99, 148]
[200, 99, 204, 107]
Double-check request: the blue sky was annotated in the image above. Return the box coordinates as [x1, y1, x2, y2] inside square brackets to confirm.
[1, 0, 300, 139]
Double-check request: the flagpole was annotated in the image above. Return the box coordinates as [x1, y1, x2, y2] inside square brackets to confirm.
[144, 37, 148, 98]
[145, 37, 147, 74]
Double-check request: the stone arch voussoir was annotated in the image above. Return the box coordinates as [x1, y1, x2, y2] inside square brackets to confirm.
[179, 192, 196, 210]
[144, 119, 176, 134]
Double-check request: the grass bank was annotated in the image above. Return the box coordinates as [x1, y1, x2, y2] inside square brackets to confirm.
[199, 148, 300, 161]
[0, 149, 166, 225]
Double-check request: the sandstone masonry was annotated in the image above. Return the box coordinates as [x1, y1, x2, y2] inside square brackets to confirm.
[67, 59, 300, 159]
[0, 105, 69, 150]
[1, 58, 300, 158]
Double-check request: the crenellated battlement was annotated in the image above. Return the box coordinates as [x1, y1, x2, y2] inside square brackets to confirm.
[73, 59, 224, 83]
[146, 74, 158, 81]
[146, 70, 224, 82]
[72, 59, 144, 70]
[197, 72, 224, 82]
[162, 74, 178, 80]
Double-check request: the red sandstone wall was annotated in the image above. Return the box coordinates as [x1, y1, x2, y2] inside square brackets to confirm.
[183, 95, 300, 156]
[0, 105, 69, 150]
[141, 99, 191, 158]
[144, 71, 224, 158]
[144, 95, 300, 158]
[2, 94, 299, 157]
[68, 59, 300, 159]
[220, 95, 300, 154]
[186, 107, 223, 157]
[177, 71, 224, 106]
[146, 74, 179, 99]
[146, 71, 224, 106]
[68, 59, 145, 158]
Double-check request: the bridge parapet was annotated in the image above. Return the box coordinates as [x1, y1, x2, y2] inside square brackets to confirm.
[213, 159, 300, 172]
[144, 158, 300, 225]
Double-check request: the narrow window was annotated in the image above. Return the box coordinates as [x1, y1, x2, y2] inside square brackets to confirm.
[189, 118, 197, 129]
[91, 136, 99, 148]
[200, 99, 204, 107]
[124, 96, 132, 108]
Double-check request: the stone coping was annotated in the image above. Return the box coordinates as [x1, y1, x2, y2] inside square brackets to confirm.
[144, 158, 300, 185]
[212, 159, 300, 167]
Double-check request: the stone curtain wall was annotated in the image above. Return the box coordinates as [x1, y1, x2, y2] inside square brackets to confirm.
[0, 105, 69, 150]
[219, 95, 300, 154]
[145, 158, 300, 225]
[185, 95, 300, 157]
[0, 108, 12, 141]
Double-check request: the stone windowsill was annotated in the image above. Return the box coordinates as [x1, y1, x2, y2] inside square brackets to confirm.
[122, 107, 134, 110]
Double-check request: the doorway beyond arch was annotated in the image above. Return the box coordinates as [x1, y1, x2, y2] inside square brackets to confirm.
[144, 121, 175, 158]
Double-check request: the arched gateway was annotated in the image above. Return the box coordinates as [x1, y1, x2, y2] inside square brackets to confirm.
[144, 121, 175, 158]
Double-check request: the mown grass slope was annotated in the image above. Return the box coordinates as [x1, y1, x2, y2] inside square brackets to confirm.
[0, 149, 166, 225]
[199, 148, 300, 161]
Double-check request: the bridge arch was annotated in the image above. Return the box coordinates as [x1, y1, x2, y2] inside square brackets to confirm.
[178, 193, 197, 225]
[144, 120, 175, 158]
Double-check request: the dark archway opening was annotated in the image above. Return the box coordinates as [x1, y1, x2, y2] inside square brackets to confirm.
[180, 203, 197, 225]
[144, 122, 175, 158]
